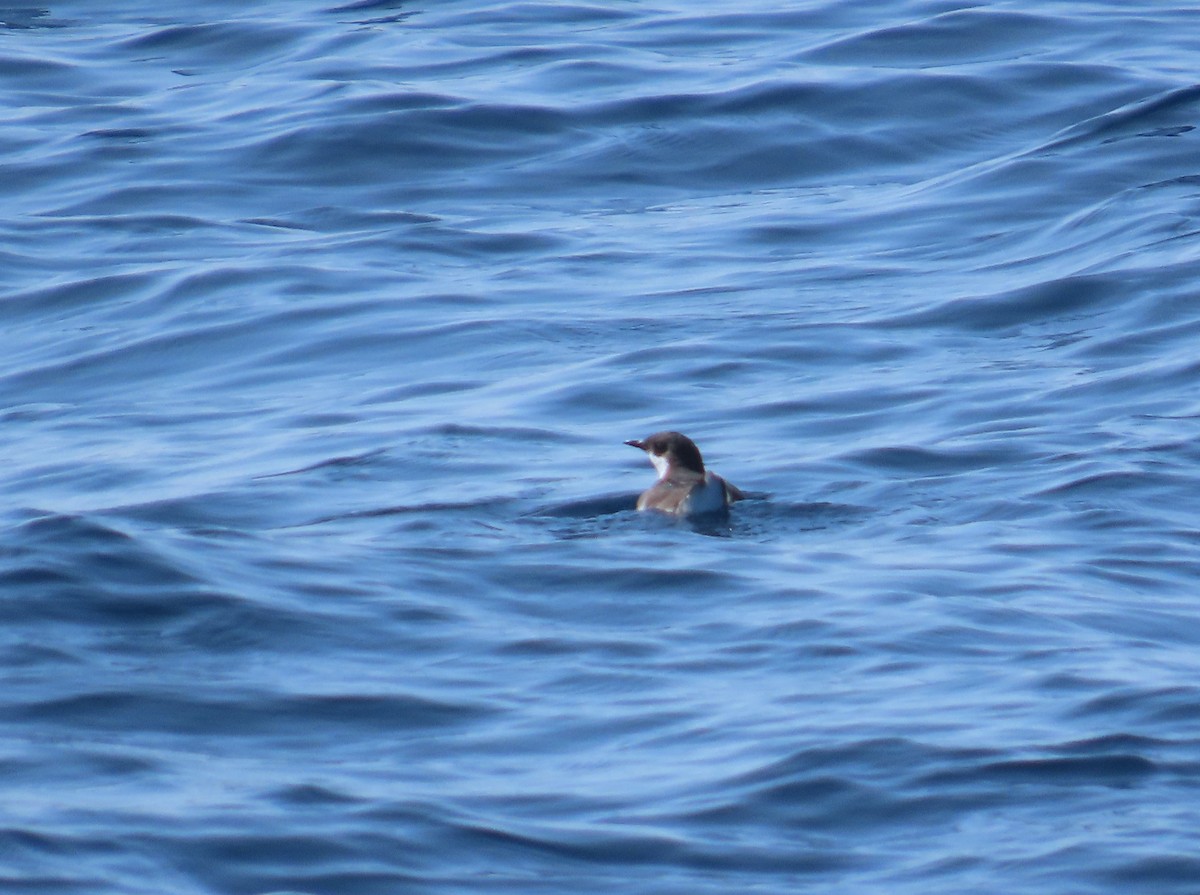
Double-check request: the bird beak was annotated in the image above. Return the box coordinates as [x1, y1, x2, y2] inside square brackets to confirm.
[624, 439, 645, 450]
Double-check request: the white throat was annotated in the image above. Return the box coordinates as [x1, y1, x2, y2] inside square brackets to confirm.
[649, 453, 671, 480]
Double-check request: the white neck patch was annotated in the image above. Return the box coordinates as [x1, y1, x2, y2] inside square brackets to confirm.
[649, 452, 671, 479]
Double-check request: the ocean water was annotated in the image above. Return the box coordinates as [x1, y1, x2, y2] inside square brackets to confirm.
[3, 1, 1200, 892]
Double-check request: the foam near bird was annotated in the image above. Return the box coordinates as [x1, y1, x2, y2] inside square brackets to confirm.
[625, 431, 743, 516]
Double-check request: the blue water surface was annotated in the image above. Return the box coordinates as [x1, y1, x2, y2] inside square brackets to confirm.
[3, 1, 1200, 893]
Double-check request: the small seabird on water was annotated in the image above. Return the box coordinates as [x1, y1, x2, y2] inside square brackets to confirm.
[625, 431, 744, 517]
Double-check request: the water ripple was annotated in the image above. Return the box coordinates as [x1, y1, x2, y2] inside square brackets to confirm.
[3, 2, 1200, 894]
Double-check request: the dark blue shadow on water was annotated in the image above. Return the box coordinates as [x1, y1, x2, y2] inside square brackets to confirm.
[535, 492, 640, 518]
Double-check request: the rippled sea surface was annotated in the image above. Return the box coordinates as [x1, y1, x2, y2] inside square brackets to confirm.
[4, 2, 1200, 892]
